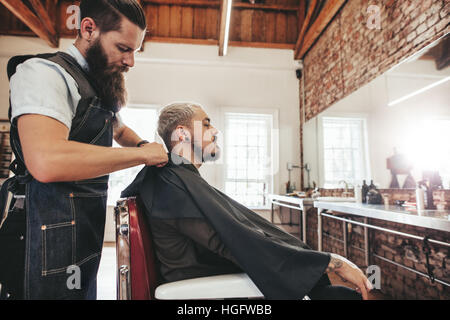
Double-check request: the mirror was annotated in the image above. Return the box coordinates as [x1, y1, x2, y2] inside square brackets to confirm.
[303, 33, 450, 189]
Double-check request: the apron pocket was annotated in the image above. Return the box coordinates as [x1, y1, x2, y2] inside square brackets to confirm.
[41, 221, 75, 276]
[69, 192, 107, 266]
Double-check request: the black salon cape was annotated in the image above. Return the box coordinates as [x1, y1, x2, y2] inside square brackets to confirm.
[121, 155, 331, 300]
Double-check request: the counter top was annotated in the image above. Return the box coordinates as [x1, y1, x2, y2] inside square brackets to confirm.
[313, 201, 450, 233]
[268, 194, 313, 207]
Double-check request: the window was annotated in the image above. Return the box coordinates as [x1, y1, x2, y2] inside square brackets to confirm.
[320, 116, 369, 188]
[107, 105, 159, 205]
[223, 111, 275, 209]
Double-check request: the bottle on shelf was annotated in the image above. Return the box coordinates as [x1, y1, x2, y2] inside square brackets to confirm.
[416, 182, 425, 211]
[362, 180, 369, 203]
[418, 180, 435, 210]
[354, 184, 362, 204]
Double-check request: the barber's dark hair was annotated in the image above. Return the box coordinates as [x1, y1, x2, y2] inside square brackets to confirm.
[79, 0, 146, 34]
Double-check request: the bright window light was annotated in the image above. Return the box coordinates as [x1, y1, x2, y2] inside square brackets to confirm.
[402, 118, 450, 188]
[108, 106, 159, 205]
[223, 112, 273, 209]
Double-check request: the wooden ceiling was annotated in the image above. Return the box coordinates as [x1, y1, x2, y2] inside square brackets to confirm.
[0, 0, 346, 59]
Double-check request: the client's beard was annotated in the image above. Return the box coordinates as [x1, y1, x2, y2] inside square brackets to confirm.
[85, 39, 128, 113]
[195, 142, 221, 163]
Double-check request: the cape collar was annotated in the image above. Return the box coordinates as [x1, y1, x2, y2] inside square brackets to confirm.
[169, 153, 200, 175]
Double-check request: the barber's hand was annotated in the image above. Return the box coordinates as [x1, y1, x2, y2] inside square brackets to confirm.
[139, 142, 168, 167]
[326, 253, 373, 300]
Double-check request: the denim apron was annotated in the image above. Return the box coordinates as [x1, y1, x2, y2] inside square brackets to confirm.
[1, 52, 114, 299]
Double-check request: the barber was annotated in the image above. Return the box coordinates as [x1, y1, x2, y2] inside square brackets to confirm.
[0, 0, 167, 300]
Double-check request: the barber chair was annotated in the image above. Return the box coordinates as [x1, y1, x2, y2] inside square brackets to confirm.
[114, 197, 264, 300]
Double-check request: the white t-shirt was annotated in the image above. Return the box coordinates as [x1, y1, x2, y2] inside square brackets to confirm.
[10, 44, 122, 130]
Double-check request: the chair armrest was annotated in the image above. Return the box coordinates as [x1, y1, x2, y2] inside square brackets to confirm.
[155, 273, 264, 300]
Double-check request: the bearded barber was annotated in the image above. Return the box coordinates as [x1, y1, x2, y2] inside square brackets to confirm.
[1, 0, 167, 300]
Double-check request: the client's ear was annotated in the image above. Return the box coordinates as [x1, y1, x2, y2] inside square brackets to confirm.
[176, 126, 190, 142]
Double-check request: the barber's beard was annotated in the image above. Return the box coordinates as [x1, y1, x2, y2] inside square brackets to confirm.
[85, 39, 128, 113]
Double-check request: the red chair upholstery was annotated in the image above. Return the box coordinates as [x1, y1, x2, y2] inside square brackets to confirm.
[115, 197, 264, 300]
[115, 197, 160, 299]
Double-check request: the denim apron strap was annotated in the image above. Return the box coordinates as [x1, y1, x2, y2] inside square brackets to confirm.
[0, 177, 14, 230]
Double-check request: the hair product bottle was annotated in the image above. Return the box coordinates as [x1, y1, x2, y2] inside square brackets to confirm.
[362, 180, 369, 203]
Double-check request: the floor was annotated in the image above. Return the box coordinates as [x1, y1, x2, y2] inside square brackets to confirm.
[96, 242, 388, 300]
[97, 242, 116, 300]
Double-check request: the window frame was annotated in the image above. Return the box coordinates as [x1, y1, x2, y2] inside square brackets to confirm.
[218, 106, 279, 210]
[317, 113, 371, 189]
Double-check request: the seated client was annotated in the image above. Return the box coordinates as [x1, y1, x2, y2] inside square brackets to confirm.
[121, 103, 373, 300]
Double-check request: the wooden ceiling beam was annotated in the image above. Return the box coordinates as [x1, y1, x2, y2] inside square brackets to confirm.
[297, 0, 306, 35]
[234, 2, 298, 12]
[29, 0, 59, 45]
[143, 0, 298, 12]
[147, 36, 294, 49]
[144, 0, 219, 8]
[295, 0, 346, 59]
[0, 0, 59, 47]
[294, 0, 317, 59]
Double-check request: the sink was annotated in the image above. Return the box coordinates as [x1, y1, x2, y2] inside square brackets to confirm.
[316, 197, 356, 202]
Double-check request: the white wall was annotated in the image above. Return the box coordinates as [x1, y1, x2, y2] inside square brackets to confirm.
[126, 41, 301, 193]
[0, 36, 302, 241]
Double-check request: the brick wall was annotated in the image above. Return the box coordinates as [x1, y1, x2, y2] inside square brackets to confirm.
[273, 188, 450, 299]
[292, 1, 449, 298]
[310, 212, 450, 300]
[300, 0, 449, 121]
[298, 0, 449, 189]
[378, 188, 450, 209]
